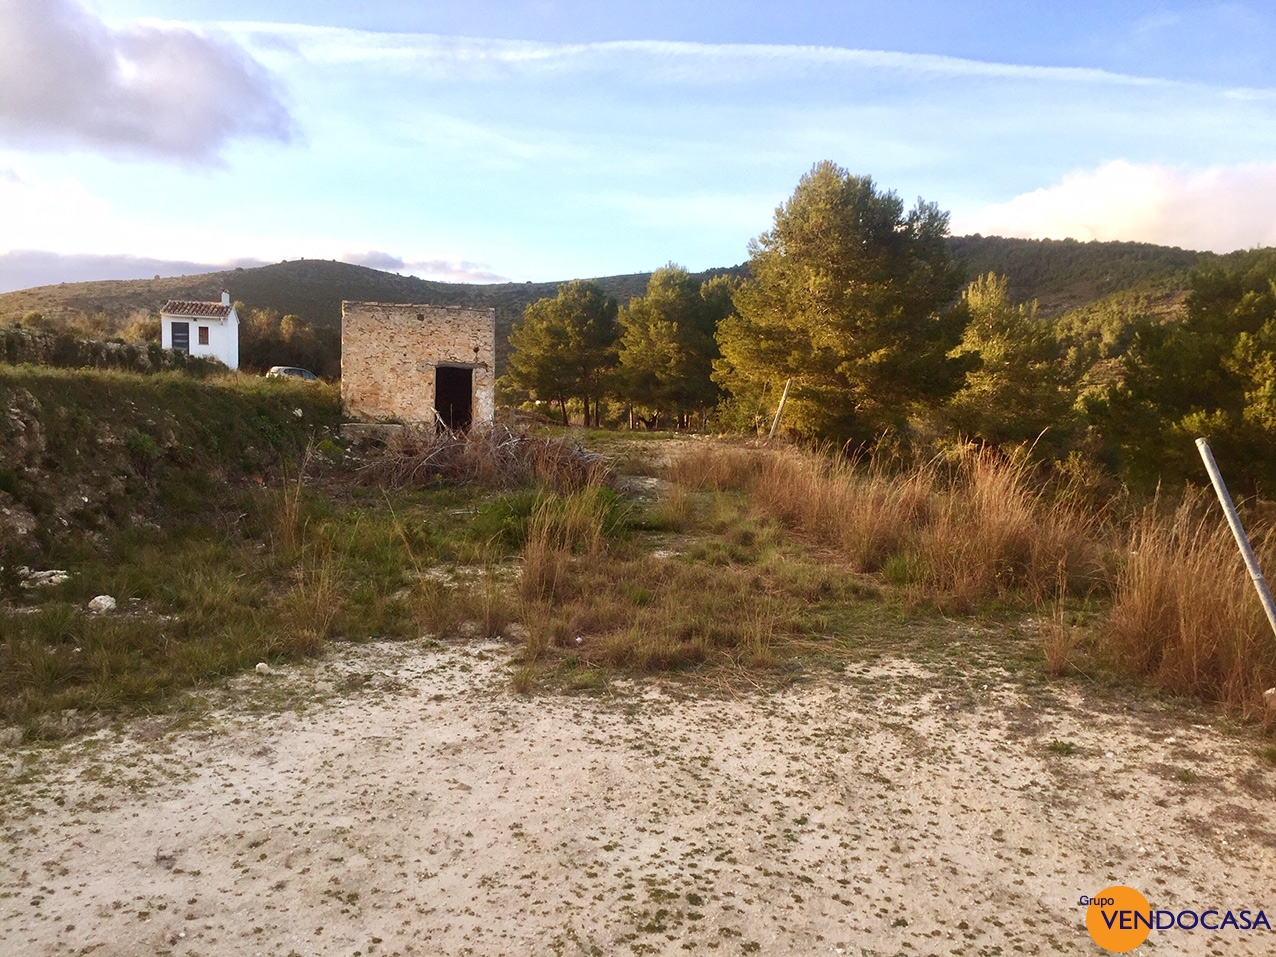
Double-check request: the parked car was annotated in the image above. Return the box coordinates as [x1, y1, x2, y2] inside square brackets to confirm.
[266, 366, 319, 381]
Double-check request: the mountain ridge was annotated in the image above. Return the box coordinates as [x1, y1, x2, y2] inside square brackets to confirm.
[0, 236, 1234, 364]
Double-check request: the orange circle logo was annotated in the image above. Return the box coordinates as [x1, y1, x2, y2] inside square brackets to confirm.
[1086, 885, 1153, 952]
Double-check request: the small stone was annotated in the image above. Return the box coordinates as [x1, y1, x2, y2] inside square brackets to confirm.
[1264, 687, 1276, 711]
[256, 662, 271, 675]
[87, 595, 116, 614]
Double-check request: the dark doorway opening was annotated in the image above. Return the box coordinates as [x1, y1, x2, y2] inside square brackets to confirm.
[435, 365, 473, 431]
[171, 321, 189, 353]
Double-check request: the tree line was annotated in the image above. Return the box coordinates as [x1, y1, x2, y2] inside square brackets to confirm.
[501, 160, 1276, 492]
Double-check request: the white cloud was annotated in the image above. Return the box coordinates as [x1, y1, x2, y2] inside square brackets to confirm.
[236, 24, 1183, 91]
[953, 161, 1276, 253]
[0, 0, 292, 162]
[341, 250, 507, 283]
[0, 161, 515, 288]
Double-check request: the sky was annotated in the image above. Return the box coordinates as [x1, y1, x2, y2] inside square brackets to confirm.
[2, 0, 1276, 292]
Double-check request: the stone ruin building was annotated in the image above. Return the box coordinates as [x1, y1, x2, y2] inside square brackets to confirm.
[340, 302, 496, 429]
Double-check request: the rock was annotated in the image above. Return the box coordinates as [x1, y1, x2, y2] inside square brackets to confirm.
[1264, 687, 1276, 712]
[256, 662, 271, 675]
[87, 595, 116, 614]
[20, 568, 70, 589]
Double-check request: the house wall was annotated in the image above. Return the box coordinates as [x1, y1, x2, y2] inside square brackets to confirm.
[161, 312, 239, 370]
[341, 302, 496, 425]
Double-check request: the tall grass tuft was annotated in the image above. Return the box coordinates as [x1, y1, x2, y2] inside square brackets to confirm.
[519, 486, 620, 601]
[750, 448, 934, 572]
[275, 540, 344, 656]
[667, 443, 765, 492]
[680, 442, 1107, 608]
[910, 448, 1103, 609]
[1104, 493, 1276, 719]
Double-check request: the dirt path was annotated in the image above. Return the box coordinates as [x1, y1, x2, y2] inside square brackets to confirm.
[2, 637, 1274, 956]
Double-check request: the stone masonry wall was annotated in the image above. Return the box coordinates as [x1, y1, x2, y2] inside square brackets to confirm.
[341, 302, 496, 424]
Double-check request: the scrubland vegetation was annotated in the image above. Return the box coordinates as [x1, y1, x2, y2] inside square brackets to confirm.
[4, 162, 1276, 744]
[3, 360, 1273, 742]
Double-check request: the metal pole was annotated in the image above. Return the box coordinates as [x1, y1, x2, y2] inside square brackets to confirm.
[1195, 437, 1276, 640]
[769, 378, 792, 439]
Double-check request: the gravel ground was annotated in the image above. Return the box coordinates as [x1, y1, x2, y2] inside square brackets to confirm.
[2, 636, 1274, 957]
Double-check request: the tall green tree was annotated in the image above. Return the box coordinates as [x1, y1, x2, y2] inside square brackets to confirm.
[945, 273, 1075, 449]
[617, 265, 736, 428]
[238, 305, 340, 377]
[1103, 249, 1276, 489]
[714, 161, 968, 442]
[502, 280, 619, 426]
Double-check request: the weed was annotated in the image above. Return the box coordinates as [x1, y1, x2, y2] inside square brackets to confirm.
[1104, 491, 1276, 719]
[519, 486, 622, 602]
[673, 442, 1108, 609]
[510, 666, 536, 695]
[468, 491, 543, 548]
[648, 483, 695, 533]
[1041, 618, 1085, 678]
[1047, 740, 1078, 756]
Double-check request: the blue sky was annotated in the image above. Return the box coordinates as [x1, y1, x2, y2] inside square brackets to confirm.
[2, 1, 1276, 291]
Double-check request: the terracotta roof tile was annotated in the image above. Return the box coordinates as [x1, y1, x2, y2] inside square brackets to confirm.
[161, 300, 232, 318]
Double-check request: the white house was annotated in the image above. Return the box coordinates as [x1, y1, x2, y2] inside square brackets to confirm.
[160, 291, 239, 370]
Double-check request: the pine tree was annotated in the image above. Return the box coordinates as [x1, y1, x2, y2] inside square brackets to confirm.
[617, 265, 735, 428]
[714, 161, 967, 443]
[945, 273, 1074, 448]
[502, 280, 619, 426]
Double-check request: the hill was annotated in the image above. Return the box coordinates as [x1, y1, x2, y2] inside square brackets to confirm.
[2, 236, 1217, 329]
[946, 235, 1209, 316]
[0, 260, 750, 372]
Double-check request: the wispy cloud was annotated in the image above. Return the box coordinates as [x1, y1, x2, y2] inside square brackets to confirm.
[238, 25, 1181, 88]
[341, 250, 507, 283]
[0, 0, 293, 162]
[953, 161, 1276, 252]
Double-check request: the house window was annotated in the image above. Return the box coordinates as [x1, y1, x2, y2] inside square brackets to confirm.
[198, 326, 209, 345]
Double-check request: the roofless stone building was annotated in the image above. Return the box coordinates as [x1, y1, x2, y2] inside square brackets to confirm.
[340, 302, 496, 429]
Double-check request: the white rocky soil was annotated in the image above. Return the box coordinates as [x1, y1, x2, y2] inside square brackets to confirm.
[2, 637, 1274, 956]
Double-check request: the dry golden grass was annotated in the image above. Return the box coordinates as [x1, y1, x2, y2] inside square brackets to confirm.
[1104, 493, 1276, 720]
[668, 440, 1276, 724]
[505, 437, 1276, 724]
[674, 442, 1107, 610]
[751, 448, 933, 573]
[909, 449, 1104, 610]
[1041, 616, 1087, 677]
[666, 442, 765, 492]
